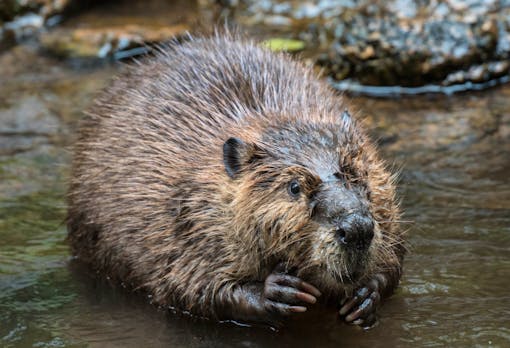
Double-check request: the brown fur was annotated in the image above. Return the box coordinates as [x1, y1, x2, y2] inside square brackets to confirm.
[67, 34, 405, 321]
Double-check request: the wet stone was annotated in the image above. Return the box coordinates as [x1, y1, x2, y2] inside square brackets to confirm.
[0, 0, 50, 22]
[38, 0, 194, 59]
[205, 0, 510, 92]
[0, 96, 60, 155]
[0, 0, 75, 50]
[1, 96, 58, 135]
[40, 24, 189, 59]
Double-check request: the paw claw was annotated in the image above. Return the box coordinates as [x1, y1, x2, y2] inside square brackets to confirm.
[352, 318, 364, 326]
[290, 306, 307, 313]
[262, 265, 320, 317]
[339, 276, 386, 326]
[295, 291, 317, 304]
[339, 296, 358, 315]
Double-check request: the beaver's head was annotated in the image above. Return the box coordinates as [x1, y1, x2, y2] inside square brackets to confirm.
[223, 111, 399, 292]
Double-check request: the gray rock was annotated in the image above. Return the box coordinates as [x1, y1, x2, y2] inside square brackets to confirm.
[0, 0, 73, 50]
[205, 0, 510, 92]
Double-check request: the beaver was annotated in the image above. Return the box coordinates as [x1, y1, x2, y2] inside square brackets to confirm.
[67, 34, 406, 328]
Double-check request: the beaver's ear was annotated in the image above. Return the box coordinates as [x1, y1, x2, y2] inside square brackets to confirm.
[223, 137, 263, 179]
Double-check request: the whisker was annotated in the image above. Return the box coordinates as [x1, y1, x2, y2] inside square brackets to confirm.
[377, 220, 414, 224]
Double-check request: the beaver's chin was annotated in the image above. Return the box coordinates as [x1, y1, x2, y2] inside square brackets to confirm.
[299, 260, 368, 294]
[327, 253, 371, 286]
[330, 266, 366, 285]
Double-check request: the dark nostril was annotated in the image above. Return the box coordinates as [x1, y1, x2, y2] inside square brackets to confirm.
[336, 226, 347, 244]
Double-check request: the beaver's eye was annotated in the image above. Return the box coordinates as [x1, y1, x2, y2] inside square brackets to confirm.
[288, 179, 301, 197]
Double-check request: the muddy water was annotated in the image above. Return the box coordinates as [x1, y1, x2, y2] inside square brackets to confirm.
[1, 30, 510, 348]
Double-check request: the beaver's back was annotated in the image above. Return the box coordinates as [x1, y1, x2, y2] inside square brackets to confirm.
[93, 36, 333, 156]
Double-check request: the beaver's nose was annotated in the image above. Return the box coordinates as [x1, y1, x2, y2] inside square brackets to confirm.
[335, 213, 374, 250]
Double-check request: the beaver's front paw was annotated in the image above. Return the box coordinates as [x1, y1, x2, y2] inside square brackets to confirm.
[262, 263, 321, 318]
[339, 273, 388, 328]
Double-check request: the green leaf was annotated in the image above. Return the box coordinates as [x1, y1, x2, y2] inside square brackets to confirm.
[261, 38, 306, 52]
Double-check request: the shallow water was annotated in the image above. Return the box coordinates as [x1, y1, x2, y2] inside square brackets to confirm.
[1, 20, 510, 348]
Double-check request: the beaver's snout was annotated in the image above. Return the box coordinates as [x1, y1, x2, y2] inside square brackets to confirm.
[314, 180, 374, 251]
[334, 213, 374, 251]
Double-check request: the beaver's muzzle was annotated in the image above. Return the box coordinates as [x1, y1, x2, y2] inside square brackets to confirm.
[313, 180, 375, 251]
[334, 213, 374, 251]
